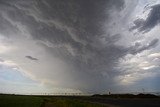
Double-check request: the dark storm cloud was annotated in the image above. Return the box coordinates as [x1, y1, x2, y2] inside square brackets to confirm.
[129, 38, 159, 54]
[1, 0, 152, 93]
[1, 0, 160, 93]
[7, 0, 124, 44]
[130, 4, 160, 33]
[26, 0, 125, 92]
[0, 14, 19, 36]
[25, 56, 38, 61]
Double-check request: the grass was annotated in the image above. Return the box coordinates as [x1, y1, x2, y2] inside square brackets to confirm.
[1, 94, 159, 107]
[45, 97, 107, 107]
[0, 94, 107, 107]
[0, 94, 43, 107]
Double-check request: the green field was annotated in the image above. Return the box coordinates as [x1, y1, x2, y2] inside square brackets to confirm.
[45, 98, 106, 107]
[1, 94, 159, 107]
[0, 94, 43, 107]
[0, 94, 106, 107]
[43, 97, 106, 107]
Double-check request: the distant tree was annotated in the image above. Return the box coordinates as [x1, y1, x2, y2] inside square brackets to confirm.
[109, 91, 111, 95]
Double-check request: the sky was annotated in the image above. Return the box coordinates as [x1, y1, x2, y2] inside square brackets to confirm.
[0, 0, 160, 94]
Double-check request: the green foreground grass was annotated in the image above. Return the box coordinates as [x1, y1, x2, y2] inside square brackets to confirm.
[0, 94, 106, 107]
[45, 97, 106, 107]
[0, 94, 43, 107]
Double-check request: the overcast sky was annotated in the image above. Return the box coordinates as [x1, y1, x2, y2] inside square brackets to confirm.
[0, 0, 160, 94]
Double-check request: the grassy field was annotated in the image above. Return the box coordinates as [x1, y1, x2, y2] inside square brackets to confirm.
[0, 94, 160, 107]
[43, 97, 107, 107]
[0, 94, 43, 107]
[0, 94, 107, 107]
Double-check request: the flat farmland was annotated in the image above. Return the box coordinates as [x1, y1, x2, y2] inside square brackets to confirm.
[0, 94, 160, 107]
[0, 94, 43, 107]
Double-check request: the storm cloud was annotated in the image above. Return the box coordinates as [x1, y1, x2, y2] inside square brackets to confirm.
[0, 0, 160, 94]
[130, 4, 160, 33]
[129, 38, 159, 54]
